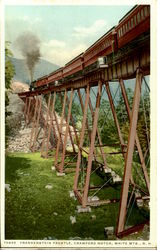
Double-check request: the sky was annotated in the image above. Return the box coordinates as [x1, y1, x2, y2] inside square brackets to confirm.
[5, 5, 133, 66]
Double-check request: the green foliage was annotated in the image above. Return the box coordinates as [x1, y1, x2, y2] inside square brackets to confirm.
[5, 41, 15, 89]
[54, 93, 63, 115]
[98, 99, 119, 144]
[5, 41, 15, 146]
[137, 91, 150, 154]
[5, 152, 148, 240]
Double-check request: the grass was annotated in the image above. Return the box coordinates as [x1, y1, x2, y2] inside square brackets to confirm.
[5, 151, 149, 240]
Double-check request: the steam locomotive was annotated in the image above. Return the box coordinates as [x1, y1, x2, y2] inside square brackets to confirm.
[30, 5, 150, 91]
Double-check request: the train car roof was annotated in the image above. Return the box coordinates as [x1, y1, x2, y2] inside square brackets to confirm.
[48, 67, 63, 77]
[84, 26, 115, 54]
[37, 74, 48, 81]
[65, 53, 84, 66]
[118, 5, 138, 24]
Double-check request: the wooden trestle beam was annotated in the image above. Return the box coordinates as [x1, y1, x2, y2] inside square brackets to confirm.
[19, 45, 150, 238]
[41, 93, 52, 157]
[55, 90, 67, 169]
[45, 92, 57, 157]
[119, 78, 150, 193]
[31, 95, 42, 152]
[30, 96, 39, 150]
[74, 85, 90, 193]
[59, 89, 74, 173]
[88, 97, 107, 168]
[24, 96, 28, 122]
[116, 69, 144, 235]
[82, 81, 102, 207]
[59, 92, 76, 154]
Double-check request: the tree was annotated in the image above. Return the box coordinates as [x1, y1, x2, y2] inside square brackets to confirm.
[5, 41, 15, 90]
[5, 41, 15, 144]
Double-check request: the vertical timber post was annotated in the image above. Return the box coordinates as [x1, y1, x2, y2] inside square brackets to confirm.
[41, 92, 52, 157]
[74, 85, 90, 192]
[77, 88, 91, 145]
[30, 96, 38, 150]
[119, 78, 150, 193]
[55, 90, 67, 167]
[116, 69, 143, 235]
[32, 95, 42, 152]
[26, 97, 32, 125]
[53, 111, 63, 149]
[59, 88, 74, 172]
[45, 92, 56, 157]
[59, 92, 76, 154]
[88, 97, 107, 168]
[24, 97, 28, 122]
[82, 81, 102, 207]
[105, 81, 126, 157]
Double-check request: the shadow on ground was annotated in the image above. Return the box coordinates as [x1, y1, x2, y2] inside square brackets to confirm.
[5, 154, 32, 183]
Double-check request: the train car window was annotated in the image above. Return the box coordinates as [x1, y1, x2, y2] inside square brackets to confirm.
[131, 18, 134, 28]
[128, 20, 130, 30]
[118, 29, 121, 38]
[123, 25, 125, 34]
[137, 12, 141, 23]
[144, 6, 148, 16]
[125, 23, 128, 32]
[134, 15, 137, 26]
[147, 6, 150, 15]
[120, 27, 123, 36]
[141, 9, 144, 19]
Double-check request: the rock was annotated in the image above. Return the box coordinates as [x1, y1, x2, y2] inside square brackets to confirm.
[45, 184, 53, 190]
[135, 190, 141, 198]
[104, 168, 112, 173]
[113, 175, 122, 183]
[18, 172, 24, 175]
[77, 205, 91, 213]
[91, 214, 96, 220]
[104, 226, 114, 236]
[137, 199, 144, 207]
[56, 172, 65, 177]
[84, 237, 94, 240]
[69, 190, 76, 199]
[69, 236, 81, 240]
[70, 216, 76, 224]
[23, 173, 30, 176]
[111, 171, 116, 177]
[88, 196, 99, 202]
[5, 184, 11, 192]
[43, 236, 57, 240]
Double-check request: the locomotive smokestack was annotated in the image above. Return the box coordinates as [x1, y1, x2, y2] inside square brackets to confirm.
[15, 32, 41, 84]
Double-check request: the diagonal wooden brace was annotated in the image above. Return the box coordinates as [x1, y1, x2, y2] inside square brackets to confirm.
[116, 69, 143, 235]
[82, 81, 102, 207]
[119, 78, 150, 193]
[74, 85, 90, 191]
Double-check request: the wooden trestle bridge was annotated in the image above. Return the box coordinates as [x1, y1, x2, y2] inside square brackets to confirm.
[18, 5, 150, 238]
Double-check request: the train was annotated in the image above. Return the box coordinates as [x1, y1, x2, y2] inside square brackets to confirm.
[30, 5, 150, 91]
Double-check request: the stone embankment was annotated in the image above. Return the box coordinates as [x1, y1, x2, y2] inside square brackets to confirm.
[7, 122, 32, 153]
[6, 81, 76, 153]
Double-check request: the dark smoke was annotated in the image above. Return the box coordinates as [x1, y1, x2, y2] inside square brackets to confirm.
[15, 32, 41, 83]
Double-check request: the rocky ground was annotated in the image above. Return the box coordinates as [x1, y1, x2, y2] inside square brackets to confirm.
[6, 81, 75, 153]
[6, 81, 31, 153]
[7, 122, 32, 153]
